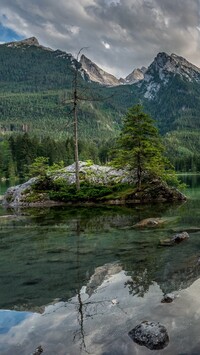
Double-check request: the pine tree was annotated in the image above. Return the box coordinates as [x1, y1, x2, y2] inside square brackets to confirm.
[114, 104, 171, 189]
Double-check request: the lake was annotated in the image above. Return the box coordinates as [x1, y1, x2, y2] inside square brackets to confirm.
[0, 176, 200, 354]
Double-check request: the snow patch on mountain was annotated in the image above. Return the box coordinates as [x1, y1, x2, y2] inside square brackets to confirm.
[141, 52, 200, 100]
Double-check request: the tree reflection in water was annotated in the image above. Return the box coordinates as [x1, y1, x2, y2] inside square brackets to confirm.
[125, 269, 153, 297]
[72, 220, 112, 353]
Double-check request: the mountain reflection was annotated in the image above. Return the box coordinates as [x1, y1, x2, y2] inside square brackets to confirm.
[1, 176, 200, 353]
[0, 196, 200, 310]
[2, 261, 200, 355]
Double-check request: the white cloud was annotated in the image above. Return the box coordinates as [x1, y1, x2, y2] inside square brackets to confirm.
[0, 0, 200, 77]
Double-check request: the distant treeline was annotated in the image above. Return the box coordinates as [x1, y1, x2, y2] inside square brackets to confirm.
[0, 131, 200, 181]
[0, 133, 114, 180]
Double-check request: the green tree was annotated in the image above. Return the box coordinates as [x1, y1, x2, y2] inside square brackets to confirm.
[0, 140, 16, 179]
[114, 105, 172, 189]
[28, 157, 49, 178]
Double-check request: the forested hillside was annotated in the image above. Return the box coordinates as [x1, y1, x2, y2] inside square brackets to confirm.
[0, 42, 124, 138]
[1, 38, 200, 178]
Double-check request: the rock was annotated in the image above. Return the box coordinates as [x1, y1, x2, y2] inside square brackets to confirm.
[57, 161, 134, 185]
[128, 321, 169, 350]
[32, 345, 43, 355]
[2, 177, 38, 207]
[133, 217, 166, 228]
[2, 162, 186, 207]
[161, 293, 175, 303]
[159, 231, 189, 246]
[135, 179, 186, 202]
[171, 231, 189, 243]
[111, 298, 119, 305]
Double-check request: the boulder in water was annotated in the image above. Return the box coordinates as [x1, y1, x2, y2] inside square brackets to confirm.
[128, 321, 169, 350]
[160, 231, 189, 246]
[161, 293, 176, 303]
[171, 231, 189, 243]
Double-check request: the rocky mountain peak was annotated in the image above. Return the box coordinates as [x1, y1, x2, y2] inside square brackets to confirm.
[80, 54, 120, 86]
[125, 68, 146, 84]
[6, 37, 39, 47]
[80, 54, 147, 86]
[5, 36, 53, 52]
[148, 52, 200, 80]
[19, 37, 40, 46]
[142, 51, 200, 100]
[152, 52, 170, 68]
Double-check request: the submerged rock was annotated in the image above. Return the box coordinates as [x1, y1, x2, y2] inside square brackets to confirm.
[128, 321, 169, 350]
[133, 217, 167, 228]
[172, 231, 189, 243]
[161, 293, 176, 303]
[160, 231, 189, 246]
[32, 345, 43, 355]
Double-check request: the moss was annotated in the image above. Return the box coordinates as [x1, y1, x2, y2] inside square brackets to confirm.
[51, 177, 69, 187]
[48, 184, 113, 202]
[23, 191, 47, 203]
[101, 187, 136, 200]
[47, 182, 135, 202]
[21, 187, 31, 195]
[85, 160, 94, 167]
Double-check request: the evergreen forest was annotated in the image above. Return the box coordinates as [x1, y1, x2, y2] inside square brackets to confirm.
[1, 41, 200, 179]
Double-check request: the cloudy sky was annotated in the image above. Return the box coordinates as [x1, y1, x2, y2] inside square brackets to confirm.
[0, 0, 200, 78]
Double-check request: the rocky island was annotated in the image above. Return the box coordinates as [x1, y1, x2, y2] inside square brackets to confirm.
[3, 162, 186, 207]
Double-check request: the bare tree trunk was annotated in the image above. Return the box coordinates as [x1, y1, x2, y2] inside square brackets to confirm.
[73, 61, 80, 190]
[69, 47, 109, 190]
[137, 152, 142, 190]
[74, 105, 80, 190]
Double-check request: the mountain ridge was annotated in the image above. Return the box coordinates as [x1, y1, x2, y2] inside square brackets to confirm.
[1, 37, 200, 172]
[3, 37, 200, 89]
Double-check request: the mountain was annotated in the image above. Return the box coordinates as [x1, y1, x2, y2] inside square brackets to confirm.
[124, 67, 146, 84]
[135, 52, 200, 133]
[130, 52, 200, 170]
[1, 37, 200, 171]
[0, 36, 90, 91]
[80, 54, 120, 86]
[0, 38, 121, 140]
[80, 54, 146, 85]
[140, 52, 200, 100]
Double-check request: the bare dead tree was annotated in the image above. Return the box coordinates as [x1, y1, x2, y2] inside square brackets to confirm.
[64, 48, 115, 190]
[73, 49, 82, 190]
[68, 47, 88, 190]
